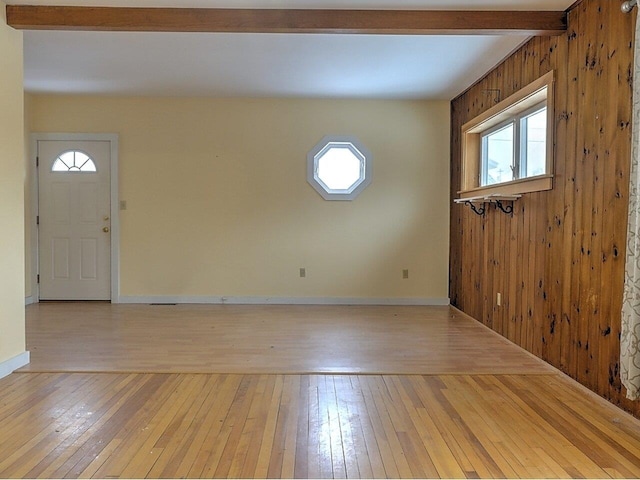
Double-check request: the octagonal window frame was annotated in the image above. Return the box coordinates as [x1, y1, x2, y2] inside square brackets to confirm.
[307, 135, 372, 201]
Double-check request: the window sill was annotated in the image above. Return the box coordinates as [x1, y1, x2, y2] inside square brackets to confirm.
[457, 174, 552, 199]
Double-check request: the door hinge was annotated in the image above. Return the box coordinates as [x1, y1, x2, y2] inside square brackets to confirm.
[36, 156, 39, 167]
[37, 274, 40, 284]
[36, 215, 39, 225]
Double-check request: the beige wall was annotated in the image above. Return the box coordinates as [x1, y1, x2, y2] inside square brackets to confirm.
[0, 3, 26, 362]
[29, 95, 450, 301]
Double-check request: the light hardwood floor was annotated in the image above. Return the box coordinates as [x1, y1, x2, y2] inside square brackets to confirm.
[0, 303, 638, 478]
[22, 303, 551, 374]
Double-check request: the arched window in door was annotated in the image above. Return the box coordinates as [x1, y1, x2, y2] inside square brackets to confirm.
[52, 150, 97, 172]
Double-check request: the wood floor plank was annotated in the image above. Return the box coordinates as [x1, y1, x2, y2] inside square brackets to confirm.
[392, 376, 464, 479]
[185, 374, 244, 478]
[349, 376, 387, 478]
[458, 376, 567, 478]
[239, 375, 277, 479]
[334, 376, 363, 479]
[383, 376, 438, 478]
[155, 375, 225, 478]
[25, 374, 139, 479]
[0, 374, 97, 458]
[305, 375, 322, 479]
[91, 374, 183, 479]
[360, 376, 404, 478]
[505, 376, 640, 478]
[0, 375, 109, 478]
[253, 375, 284, 478]
[316, 375, 337, 478]
[281, 375, 302, 479]
[325, 375, 347, 479]
[294, 375, 310, 479]
[414, 376, 497, 478]
[145, 375, 214, 478]
[224, 375, 267, 479]
[209, 375, 259, 478]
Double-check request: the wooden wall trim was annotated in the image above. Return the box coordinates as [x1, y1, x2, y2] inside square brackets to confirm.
[6, 5, 567, 35]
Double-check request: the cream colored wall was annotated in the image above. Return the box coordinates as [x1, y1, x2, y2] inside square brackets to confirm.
[29, 95, 450, 301]
[0, 3, 26, 361]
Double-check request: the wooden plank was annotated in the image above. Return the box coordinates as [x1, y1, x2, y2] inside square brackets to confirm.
[6, 5, 568, 35]
[359, 376, 401, 478]
[559, 2, 581, 378]
[0, 375, 114, 478]
[441, 376, 527, 477]
[385, 376, 441, 478]
[414, 376, 499, 478]
[594, 0, 630, 408]
[544, 31, 566, 373]
[253, 375, 285, 478]
[30, 374, 146, 478]
[0, 374, 97, 456]
[223, 375, 270, 478]
[157, 374, 229, 478]
[395, 377, 466, 478]
[210, 376, 260, 478]
[315, 375, 336, 478]
[506, 375, 639, 477]
[118, 375, 201, 478]
[573, 0, 594, 390]
[143, 375, 218, 478]
[487, 376, 609, 478]
[182, 374, 244, 478]
[351, 376, 387, 478]
[586, 0, 608, 400]
[612, 0, 635, 411]
[335, 376, 371, 479]
[280, 375, 302, 479]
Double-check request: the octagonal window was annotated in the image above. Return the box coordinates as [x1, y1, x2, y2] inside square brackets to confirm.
[307, 136, 372, 201]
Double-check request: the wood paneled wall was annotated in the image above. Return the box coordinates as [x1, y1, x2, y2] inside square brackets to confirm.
[450, 0, 639, 416]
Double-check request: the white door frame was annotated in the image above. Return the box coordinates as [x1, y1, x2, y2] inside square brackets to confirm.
[30, 133, 120, 303]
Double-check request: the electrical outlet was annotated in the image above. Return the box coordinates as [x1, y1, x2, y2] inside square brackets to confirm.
[299, 268, 306, 278]
[402, 269, 409, 279]
[497, 292, 502, 306]
[120, 200, 127, 210]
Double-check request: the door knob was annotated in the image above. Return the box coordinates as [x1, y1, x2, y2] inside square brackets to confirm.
[103, 227, 110, 233]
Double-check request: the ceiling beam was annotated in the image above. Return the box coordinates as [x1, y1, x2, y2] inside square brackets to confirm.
[6, 6, 567, 35]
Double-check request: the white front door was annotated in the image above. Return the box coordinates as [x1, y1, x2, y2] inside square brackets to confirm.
[38, 140, 112, 300]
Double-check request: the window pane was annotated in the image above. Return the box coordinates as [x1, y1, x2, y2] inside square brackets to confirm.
[524, 108, 547, 178]
[483, 124, 514, 186]
[52, 159, 69, 172]
[316, 146, 362, 190]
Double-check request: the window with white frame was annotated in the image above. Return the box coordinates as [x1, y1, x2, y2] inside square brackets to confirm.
[307, 136, 372, 201]
[480, 103, 547, 186]
[459, 71, 554, 198]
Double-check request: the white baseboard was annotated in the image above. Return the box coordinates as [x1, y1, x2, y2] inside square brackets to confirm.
[25, 296, 35, 306]
[0, 351, 30, 380]
[118, 295, 450, 306]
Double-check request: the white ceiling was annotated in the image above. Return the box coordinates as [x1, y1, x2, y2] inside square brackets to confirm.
[10, 0, 575, 100]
